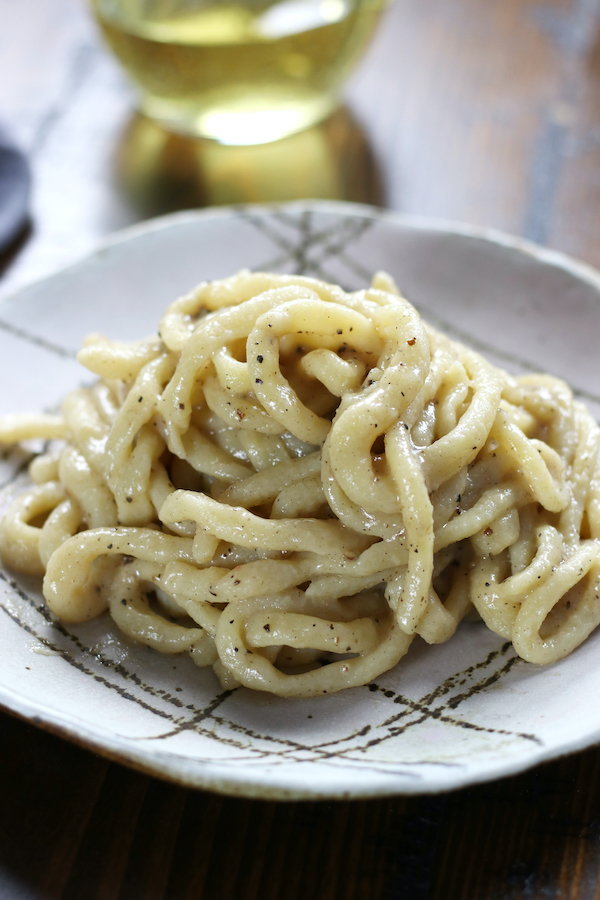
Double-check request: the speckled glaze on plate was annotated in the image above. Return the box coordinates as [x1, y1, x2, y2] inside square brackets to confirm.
[0, 201, 599, 800]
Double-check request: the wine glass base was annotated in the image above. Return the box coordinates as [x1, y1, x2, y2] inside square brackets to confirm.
[140, 92, 339, 145]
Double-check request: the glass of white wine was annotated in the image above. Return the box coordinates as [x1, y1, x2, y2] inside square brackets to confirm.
[90, 0, 385, 145]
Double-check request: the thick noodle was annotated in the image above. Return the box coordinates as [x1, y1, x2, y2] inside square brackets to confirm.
[0, 271, 599, 697]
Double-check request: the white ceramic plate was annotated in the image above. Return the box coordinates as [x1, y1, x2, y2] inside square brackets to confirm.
[0, 200, 599, 800]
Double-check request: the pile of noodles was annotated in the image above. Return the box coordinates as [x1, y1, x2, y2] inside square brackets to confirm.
[0, 271, 599, 697]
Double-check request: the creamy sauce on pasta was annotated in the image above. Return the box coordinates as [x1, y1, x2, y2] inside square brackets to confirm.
[0, 271, 599, 696]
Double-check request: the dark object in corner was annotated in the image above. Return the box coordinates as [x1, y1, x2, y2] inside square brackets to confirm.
[0, 126, 30, 254]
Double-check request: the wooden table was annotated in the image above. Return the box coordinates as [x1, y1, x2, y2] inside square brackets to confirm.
[2, 0, 600, 896]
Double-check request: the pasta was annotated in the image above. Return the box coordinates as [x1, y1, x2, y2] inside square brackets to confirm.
[1, 270, 599, 697]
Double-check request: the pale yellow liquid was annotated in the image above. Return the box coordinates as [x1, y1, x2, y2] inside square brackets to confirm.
[92, 0, 384, 143]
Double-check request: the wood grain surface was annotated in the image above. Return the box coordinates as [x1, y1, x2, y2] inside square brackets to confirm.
[2, 0, 600, 897]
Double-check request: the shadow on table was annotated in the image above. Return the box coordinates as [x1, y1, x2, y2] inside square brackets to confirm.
[114, 105, 384, 217]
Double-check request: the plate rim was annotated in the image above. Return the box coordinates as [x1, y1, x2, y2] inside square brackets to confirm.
[3, 199, 600, 308]
[3, 677, 600, 800]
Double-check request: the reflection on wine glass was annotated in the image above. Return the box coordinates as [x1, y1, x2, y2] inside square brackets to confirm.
[115, 106, 383, 214]
[90, 0, 387, 144]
